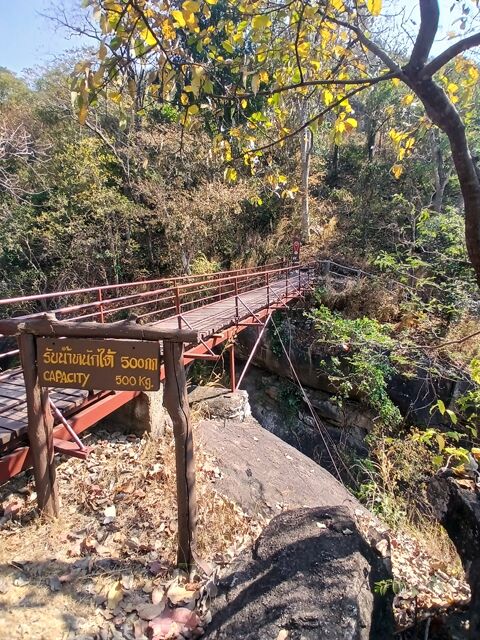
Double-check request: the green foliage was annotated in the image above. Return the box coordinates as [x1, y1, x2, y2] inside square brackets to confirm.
[268, 313, 292, 358]
[309, 302, 402, 428]
[190, 253, 221, 275]
[374, 579, 406, 597]
[278, 379, 302, 424]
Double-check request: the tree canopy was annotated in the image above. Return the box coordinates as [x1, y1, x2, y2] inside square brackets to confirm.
[72, 0, 480, 285]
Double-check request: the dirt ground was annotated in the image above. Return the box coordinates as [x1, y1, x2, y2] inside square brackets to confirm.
[0, 425, 262, 640]
[0, 418, 472, 639]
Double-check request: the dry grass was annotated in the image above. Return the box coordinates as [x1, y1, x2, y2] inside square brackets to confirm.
[319, 276, 403, 323]
[443, 314, 480, 364]
[0, 425, 263, 640]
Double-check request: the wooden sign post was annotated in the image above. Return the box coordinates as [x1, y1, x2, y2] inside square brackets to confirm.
[163, 341, 197, 569]
[18, 333, 59, 518]
[8, 316, 198, 567]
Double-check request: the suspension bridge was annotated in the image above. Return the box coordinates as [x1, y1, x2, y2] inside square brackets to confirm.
[0, 261, 316, 488]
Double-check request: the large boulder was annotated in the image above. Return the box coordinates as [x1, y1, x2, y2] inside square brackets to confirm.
[428, 473, 480, 639]
[197, 416, 362, 518]
[205, 506, 394, 640]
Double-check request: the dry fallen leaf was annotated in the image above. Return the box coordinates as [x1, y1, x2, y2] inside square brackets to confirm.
[137, 601, 167, 621]
[277, 630, 289, 640]
[167, 582, 197, 605]
[104, 504, 117, 522]
[149, 607, 201, 639]
[121, 574, 134, 590]
[106, 580, 124, 610]
[152, 586, 165, 605]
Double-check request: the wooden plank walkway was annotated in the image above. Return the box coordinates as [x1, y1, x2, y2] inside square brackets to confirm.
[0, 271, 307, 457]
[153, 273, 304, 335]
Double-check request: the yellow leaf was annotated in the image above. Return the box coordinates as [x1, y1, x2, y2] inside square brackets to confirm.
[224, 167, 237, 183]
[180, 93, 189, 105]
[172, 10, 186, 27]
[323, 89, 334, 106]
[331, 0, 345, 10]
[188, 104, 199, 115]
[252, 14, 271, 30]
[257, 49, 267, 63]
[297, 41, 310, 57]
[259, 70, 269, 83]
[205, 0, 218, 4]
[223, 40, 234, 53]
[344, 117, 358, 130]
[241, 98, 248, 108]
[251, 73, 260, 95]
[182, 0, 200, 12]
[109, 91, 122, 104]
[468, 66, 479, 81]
[402, 93, 414, 106]
[367, 0, 382, 16]
[162, 19, 176, 40]
[436, 433, 446, 452]
[447, 82, 458, 93]
[140, 27, 157, 46]
[391, 164, 403, 179]
[391, 77, 400, 87]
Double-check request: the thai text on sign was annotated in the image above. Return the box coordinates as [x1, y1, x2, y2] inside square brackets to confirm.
[37, 338, 161, 391]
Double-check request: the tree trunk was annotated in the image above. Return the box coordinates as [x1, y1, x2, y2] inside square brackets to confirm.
[407, 75, 480, 286]
[300, 127, 312, 242]
[366, 118, 376, 161]
[430, 129, 451, 213]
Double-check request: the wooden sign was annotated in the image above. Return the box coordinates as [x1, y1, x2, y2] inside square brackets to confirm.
[37, 337, 160, 392]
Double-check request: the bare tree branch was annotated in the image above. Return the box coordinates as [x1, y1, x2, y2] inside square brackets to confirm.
[328, 17, 403, 75]
[212, 71, 399, 100]
[407, 0, 440, 71]
[423, 32, 480, 77]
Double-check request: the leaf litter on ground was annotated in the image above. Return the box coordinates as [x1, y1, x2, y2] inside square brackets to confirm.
[0, 425, 263, 640]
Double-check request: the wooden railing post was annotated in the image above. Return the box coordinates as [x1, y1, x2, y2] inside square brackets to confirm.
[18, 333, 59, 517]
[266, 271, 270, 309]
[163, 340, 197, 570]
[285, 267, 288, 297]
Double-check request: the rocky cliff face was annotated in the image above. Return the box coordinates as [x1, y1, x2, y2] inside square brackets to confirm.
[236, 321, 473, 428]
[428, 473, 480, 640]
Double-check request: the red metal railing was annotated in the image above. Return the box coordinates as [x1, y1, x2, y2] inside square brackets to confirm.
[0, 261, 314, 366]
